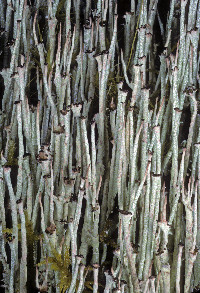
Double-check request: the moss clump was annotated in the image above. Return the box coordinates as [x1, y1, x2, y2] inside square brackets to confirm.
[6, 139, 18, 166]
[37, 245, 74, 292]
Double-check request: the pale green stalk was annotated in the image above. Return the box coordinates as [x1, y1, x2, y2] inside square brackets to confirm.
[18, 199, 27, 293]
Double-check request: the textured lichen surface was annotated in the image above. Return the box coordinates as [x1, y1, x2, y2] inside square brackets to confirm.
[0, 0, 200, 292]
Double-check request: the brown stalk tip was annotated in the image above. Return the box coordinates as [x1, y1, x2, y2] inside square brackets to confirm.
[72, 102, 82, 107]
[45, 223, 56, 234]
[30, 106, 36, 113]
[191, 27, 198, 32]
[37, 151, 48, 161]
[14, 100, 21, 104]
[4, 166, 11, 172]
[187, 28, 193, 34]
[85, 18, 90, 25]
[91, 205, 99, 212]
[61, 73, 67, 78]
[141, 86, 151, 92]
[76, 254, 84, 259]
[125, 11, 132, 15]
[138, 55, 147, 61]
[194, 142, 200, 147]
[57, 219, 68, 223]
[72, 166, 81, 173]
[70, 194, 77, 202]
[93, 52, 103, 58]
[92, 263, 100, 269]
[104, 269, 113, 276]
[99, 20, 107, 27]
[118, 209, 132, 215]
[85, 49, 93, 54]
[53, 124, 65, 134]
[152, 173, 162, 177]
[155, 249, 164, 256]
[172, 66, 178, 71]
[153, 125, 160, 129]
[23, 153, 31, 158]
[90, 119, 96, 125]
[119, 88, 129, 93]
[43, 174, 51, 179]
[174, 107, 182, 112]
[41, 144, 50, 150]
[60, 109, 68, 115]
[110, 104, 117, 111]
[84, 24, 91, 29]
[64, 178, 75, 185]
[184, 86, 196, 94]
[150, 275, 156, 279]
[16, 198, 22, 204]
[113, 247, 120, 256]
[6, 39, 15, 47]
[11, 72, 18, 78]
[102, 49, 109, 55]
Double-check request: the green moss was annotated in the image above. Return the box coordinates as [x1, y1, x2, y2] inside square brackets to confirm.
[48, 246, 73, 292]
[46, 47, 52, 75]
[99, 218, 118, 249]
[6, 139, 18, 166]
[56, 0, 66, 23]
[37, 245, 74, 292]
[3, 211, 41, 243]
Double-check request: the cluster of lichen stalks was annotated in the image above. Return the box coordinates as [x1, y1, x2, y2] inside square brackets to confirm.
[0, 0, 200, 292]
